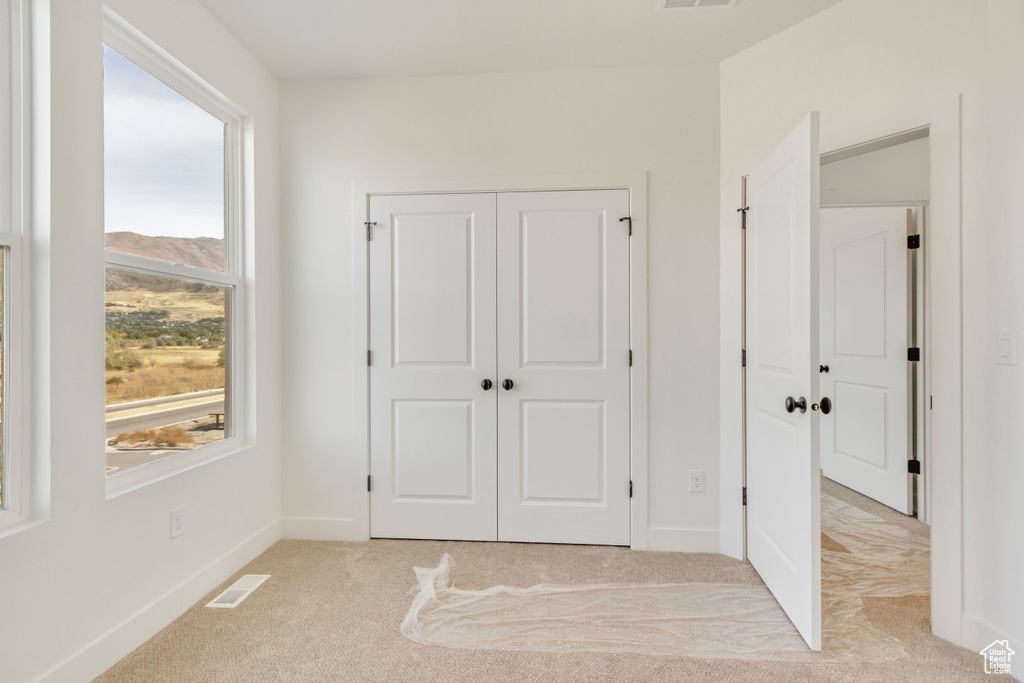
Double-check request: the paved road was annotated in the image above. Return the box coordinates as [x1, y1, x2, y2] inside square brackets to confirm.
[105, 390, 227, 474]
[106, 398, 224, 438]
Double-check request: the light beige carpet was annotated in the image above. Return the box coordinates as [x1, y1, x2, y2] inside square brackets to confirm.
[97, 482, 1001, 682]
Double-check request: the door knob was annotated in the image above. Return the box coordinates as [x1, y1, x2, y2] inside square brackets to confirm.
[812, 397, 832, 414]
[820, 365, 829, 373]
[502, 379, 514, 391]
[481, 379, 493, 391]
[785, 396, 807, 414]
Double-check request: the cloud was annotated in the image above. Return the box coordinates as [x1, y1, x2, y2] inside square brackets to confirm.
[103, 46, 225, 240]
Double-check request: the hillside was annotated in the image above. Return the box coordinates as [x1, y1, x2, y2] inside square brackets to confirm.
[105, 232, 226, 274]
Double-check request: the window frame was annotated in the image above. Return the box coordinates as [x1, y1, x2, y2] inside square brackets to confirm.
[103, 10, 250, 496]
[0, 0, 31, 536]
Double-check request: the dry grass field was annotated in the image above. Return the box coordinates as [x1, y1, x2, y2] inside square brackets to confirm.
[106, 346, 224, 405]
[105, 288, 225, 321]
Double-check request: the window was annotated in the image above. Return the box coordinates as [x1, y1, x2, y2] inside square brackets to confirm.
[0, 0, 27, 525]
[103, 21, 244, 480]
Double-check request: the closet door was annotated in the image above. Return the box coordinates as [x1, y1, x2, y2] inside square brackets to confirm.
[496, 190, 631, 545]
[369, 193, 498, 541]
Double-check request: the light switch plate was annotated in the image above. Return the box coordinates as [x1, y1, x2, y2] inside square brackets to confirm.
[996, 332, 1017, 366]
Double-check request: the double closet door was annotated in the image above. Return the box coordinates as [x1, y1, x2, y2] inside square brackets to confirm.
[368, 190, 631, 545]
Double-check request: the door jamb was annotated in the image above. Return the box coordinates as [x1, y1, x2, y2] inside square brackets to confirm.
[352, 172, 650, 550]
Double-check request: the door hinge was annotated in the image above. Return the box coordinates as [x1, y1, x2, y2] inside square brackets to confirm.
[629, 480, 633, 498]
[737, 206, 749, 229]
[908, 234, 921, 249]
[742, 487, 747, 505]
[367, 350, 372, 366]
[620, 216, 632, 236]
[629, 349, 633, 366]
[908, 347, 921, 362]
[907, 460, 921, 475]
[367, 475, 372, 492]
[742, 349, 746, 367]
[365, 221, 377, 241]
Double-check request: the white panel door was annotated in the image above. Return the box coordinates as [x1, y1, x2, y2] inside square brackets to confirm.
[820, 207, 911, 514]
[496, 190, 631, 545]
[745, 113, 822, 650]
[369, 193, 498, 541]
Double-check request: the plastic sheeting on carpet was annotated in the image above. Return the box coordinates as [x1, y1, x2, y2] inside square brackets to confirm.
[401, 493, 929, 661]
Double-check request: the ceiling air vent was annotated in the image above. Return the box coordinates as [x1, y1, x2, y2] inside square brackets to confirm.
[659, 0, 738, 9]
[206, 574, 270, 609]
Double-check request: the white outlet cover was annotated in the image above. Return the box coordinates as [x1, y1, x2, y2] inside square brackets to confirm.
[170, 505, 186, 539]
[996, 332, 1017, 366]
[688, 470, 705, 493]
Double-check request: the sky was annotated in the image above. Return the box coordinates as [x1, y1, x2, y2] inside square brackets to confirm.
[103, 45, 225, 241]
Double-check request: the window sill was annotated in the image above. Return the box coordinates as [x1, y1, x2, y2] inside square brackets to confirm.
[0, 512, 48, 541]
[105, 436, 253, 499]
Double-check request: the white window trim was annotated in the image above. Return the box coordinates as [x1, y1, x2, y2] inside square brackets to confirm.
[0, 0, 37, 537]
[102, 9, 252, 497]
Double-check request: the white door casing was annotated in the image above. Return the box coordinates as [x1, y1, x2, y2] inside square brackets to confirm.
[745, 113, 822, 650]
[496, 190, 632, 545]
[369, 193, 498, 541]
[820, 206, 913, 514]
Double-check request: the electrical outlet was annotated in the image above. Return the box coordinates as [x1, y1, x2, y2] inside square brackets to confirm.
[689, 470, 705, 493]
[170, 506, 186, 539]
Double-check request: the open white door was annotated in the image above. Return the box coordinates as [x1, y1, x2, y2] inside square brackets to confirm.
[369, 193, 498, 541]
[820, 207, 913, 514]
[745, 113, 822, 650]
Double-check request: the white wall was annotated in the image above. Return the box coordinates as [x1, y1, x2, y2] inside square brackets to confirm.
[963, 0, 1024, 658]
[279, 64, 722, 552]
[0, 1, 283, 680]
[720, 0, 1021, 653]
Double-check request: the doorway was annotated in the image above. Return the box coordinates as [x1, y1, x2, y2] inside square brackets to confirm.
[367, 189, 632, 545]
[819, 129, 930, 521]
[819, 204, 926, 518]
[741, 117, 935, 651]
[817, 132, 933, 654]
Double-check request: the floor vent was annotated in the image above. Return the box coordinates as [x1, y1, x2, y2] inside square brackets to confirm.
[206, 574, 270, 609]
[659, 0, 738, 10]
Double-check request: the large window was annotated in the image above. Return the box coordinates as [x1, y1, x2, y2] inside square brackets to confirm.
[103, 23, 243, 479]
[0, 0, 25, 521]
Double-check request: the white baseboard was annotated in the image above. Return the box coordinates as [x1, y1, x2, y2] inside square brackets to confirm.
[36, 519, 282, 683]
[646, 526, 720, 553]
[282, 516, 367, 541]
[962, 613, 1023, 680]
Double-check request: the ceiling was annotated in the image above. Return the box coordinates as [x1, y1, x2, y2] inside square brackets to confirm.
[196, 0, 844, 81]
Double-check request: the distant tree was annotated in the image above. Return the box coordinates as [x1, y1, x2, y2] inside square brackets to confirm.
[105, 334, 143, 371]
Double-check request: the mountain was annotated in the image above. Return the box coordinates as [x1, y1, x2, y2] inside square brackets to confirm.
[105, 232, 226, 272]
[105, 232, 226, 291]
